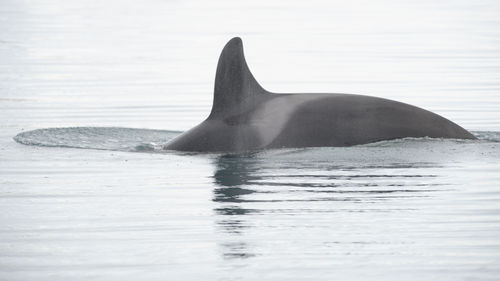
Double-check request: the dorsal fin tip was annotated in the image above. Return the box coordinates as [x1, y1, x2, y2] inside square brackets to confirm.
[209, 37, 265, 118]
[226, 37, 243, 47]
[217, 37, 244, 65]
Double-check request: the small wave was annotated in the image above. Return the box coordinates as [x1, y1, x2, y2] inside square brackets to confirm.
[13, 127, 500, 158]
[133, 142, 166, 152]
[14, 127, 182, 152]
[471, 131, 500, 142]
[358, 136, 477, 148]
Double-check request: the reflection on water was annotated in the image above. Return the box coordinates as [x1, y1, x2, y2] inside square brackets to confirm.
[211, 151, 445, 260]
[213, 154, 261, 187]
[212, 155, 259, 259]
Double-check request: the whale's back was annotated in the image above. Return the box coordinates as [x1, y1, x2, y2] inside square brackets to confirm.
[165, 37, 476, 153]
[265, 94, 476, 149]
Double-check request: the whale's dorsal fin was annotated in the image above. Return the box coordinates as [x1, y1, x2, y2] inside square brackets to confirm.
[209, 37, 266, 118]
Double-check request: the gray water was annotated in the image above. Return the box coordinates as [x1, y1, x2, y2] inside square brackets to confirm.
[1, 0, 500, 280]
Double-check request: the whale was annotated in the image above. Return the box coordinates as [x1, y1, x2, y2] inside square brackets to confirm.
[165, 37, 476, 153]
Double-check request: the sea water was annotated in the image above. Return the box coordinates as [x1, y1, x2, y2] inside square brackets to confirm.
[1, 0, 500, 280]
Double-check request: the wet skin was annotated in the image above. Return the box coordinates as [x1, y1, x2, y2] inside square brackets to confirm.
[165, 38, 476, 153]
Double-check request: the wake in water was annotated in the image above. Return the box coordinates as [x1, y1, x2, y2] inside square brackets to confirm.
[12, 127, 500, 161]
[13, 127, 181, 152]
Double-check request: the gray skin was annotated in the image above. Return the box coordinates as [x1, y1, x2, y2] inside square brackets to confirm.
[165, 37, 476, 153]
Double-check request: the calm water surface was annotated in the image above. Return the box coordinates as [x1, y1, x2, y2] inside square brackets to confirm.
[1, 0, 500, 280]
